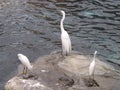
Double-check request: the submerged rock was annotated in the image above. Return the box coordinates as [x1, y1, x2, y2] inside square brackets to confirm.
[4, 51, 120, 90]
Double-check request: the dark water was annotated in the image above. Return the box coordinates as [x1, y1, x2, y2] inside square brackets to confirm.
[0, 0, 120, 89]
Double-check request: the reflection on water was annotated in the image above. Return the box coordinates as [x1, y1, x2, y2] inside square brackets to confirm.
[0, 0, 120, 89]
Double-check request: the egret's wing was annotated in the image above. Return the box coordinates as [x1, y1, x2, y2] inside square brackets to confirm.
[61, 31, 72, 54]
[18, 54, 32, 70]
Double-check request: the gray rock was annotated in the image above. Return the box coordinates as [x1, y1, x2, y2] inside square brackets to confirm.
[4, 51, 120, 90]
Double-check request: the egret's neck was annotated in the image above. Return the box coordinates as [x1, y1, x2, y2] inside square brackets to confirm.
[93, 54, 96, 61]
[60, 13, 65, 32]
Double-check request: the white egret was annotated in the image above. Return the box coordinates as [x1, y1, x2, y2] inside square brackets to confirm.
[60, 10, 72, 56]
[89, 51, 97, 79]
[17, 53, 33, 74]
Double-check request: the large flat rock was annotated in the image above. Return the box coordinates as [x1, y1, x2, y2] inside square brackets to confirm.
[4, 51, 120, 90]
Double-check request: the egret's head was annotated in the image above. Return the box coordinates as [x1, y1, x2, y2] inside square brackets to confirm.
[17, 53, 26, 61]
[60, 10, 65, 15]
[94, 51, 97, 55]
[17, 53, 23, 58]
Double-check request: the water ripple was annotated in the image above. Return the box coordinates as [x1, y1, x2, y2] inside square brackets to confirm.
[0, 0, 120, 89]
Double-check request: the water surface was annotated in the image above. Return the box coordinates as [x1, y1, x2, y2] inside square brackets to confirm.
[0, 0, 120, 89]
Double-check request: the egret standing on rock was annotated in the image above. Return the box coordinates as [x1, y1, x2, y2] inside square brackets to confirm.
[89, 51, 97, 79]
[17, 53, 33, 74]
[60, 10, 72, 56]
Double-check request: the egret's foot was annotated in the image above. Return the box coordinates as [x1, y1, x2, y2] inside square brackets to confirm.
[22, 74, 37, 79]
[58, 77, 74, 87]
[83, 78, 99, 87]
[22, 74, 30, 79]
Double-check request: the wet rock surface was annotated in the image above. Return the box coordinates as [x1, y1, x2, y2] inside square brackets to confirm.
[4, 51, 120, 90]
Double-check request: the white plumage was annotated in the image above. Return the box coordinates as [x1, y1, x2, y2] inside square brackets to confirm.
[89, 51, 97, 78]
[17, 53, 32, 70]
[60, 10, 72, 55]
